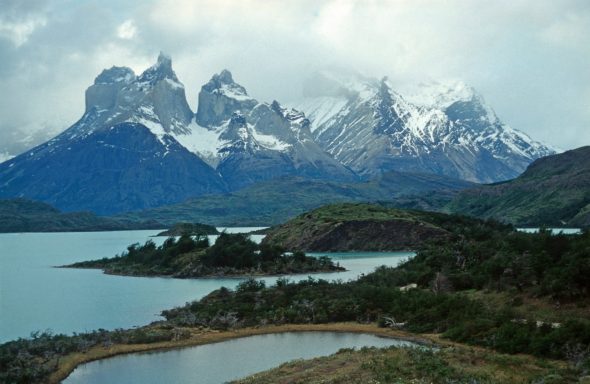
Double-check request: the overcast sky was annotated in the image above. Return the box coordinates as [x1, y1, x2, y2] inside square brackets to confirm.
[1, 0, 589, 150]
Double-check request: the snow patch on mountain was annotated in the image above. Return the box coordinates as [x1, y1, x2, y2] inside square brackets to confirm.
[292, 96, 348, 133]
[174, 119, 226, 167]
[0, 152, 13, 163]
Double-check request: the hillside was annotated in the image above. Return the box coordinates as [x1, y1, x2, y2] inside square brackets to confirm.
[261, 203, 452, 251]
[0, 199, 161, 232]
[118, 174, 473, 226]
[448, 146, 590, 226]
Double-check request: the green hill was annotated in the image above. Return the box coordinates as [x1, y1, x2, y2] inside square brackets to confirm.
[118, 173, 473, 226]
[261, 203, 461, 251]
[0, 198, 162, 233]
[447, 146, 590, 227]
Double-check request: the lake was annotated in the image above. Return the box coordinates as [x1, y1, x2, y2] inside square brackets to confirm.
[0, 229, 413, 342]
[64, 331, 416, 384]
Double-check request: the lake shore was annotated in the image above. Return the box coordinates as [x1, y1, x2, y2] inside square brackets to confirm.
[52, 323, 434, 384]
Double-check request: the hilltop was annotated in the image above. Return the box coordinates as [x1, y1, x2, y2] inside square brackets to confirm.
[261, 203, 455, 251]
[448, 146, 590, 227]
[0, 199, 161, 233]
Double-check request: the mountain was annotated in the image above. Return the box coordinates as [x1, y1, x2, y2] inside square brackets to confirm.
[0, 198, 162, 232]
[117, 173, 473, 226]
[0, 123, 225, 214]
[189, 70, 356, 189]
[0, 54, 226, 214]
[0, 55, 557, 216]
[447, 146, 590, 227]
[293, 72, 555, 183]
[0, 126, 59, 163]
[0, 55, 357, 213]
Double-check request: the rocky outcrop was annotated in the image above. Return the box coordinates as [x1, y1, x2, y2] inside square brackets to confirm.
[262, 203, 450, 252]
[267, 219, 449, 252]
[196, 69, 257, 127]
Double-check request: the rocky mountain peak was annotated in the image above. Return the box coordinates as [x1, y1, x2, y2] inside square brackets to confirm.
[196, 70, 257, 127]
[85, 67, 136, 112]
[136, 52, 179, 85]
[156, 51, 172, 68]
[81, 53, 192, 135]
[373, 79, 406, 135]
[94, 66, 135, 85]
[217, 69, 234, 84]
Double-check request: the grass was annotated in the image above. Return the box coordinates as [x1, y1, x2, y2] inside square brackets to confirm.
[463, 290, 590, 323]
[232, 342, 575, 384]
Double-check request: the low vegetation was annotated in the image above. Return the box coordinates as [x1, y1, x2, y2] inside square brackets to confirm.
[65, 232, 344, 277]
[0, 325, 188, 384]
[233, 345, 577, 384]
[163, 220, 590, 367]
[3, 206, 590, 383]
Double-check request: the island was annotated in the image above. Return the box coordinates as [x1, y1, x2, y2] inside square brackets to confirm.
[63, 232, 344, 277]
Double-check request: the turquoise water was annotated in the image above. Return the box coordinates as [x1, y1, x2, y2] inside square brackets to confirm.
[0, 230, 413, 342]
[64, 331, 415, 384]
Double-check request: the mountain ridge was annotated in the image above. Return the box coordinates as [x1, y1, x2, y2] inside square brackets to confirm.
[0, 54, 557, 215]
[447, 146, 590, 226]
[293, 71, 556, 183]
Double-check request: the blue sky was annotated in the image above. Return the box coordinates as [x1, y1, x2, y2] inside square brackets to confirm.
[1, 0, 589, 150]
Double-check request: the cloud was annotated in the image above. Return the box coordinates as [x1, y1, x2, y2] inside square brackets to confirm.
[117, 19, 137, 40]
[0, 17, 47, 46]
[0, 0, 48, 47]
[0, 0, 589, 152]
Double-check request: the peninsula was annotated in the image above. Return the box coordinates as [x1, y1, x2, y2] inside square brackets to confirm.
[64, 232, 344, 278]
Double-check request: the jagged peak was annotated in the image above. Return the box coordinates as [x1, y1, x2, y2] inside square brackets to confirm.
[202, 70, 253, 102]
[156, 51, 172, 69]
[136, 52, 179, 85]
[216, 69, 234, 84]
[270, 100, 283, 114]
[94, 66, 135, 85]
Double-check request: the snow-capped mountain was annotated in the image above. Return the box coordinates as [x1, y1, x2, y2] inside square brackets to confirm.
[294, 72, 556, 183]
[0, 55, 354, 213]
[0, 54, 558, 214]
[188, 70, 356, 189]
[0, 54, 226, 214]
